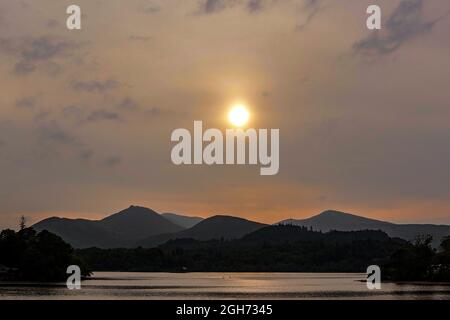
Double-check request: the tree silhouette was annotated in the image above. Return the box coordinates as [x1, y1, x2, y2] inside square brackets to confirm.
[0, 227, 91, 281]
[19, 215, 26, 231]
[76, 226, 407, 273]
[383, 234, 450, 281]
[440, 236, 450, 255]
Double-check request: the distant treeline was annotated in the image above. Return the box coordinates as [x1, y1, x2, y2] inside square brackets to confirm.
[2, 225, 450, 282]
[0, 228, 90, 281]
[77, 226, 409, 273]
[77, 226, 450, 280]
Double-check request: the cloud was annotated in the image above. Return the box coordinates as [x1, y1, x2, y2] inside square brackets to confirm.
[15, 97, 36, 109]
[116, 98, 175, 119]
[38, 121, 76, 146]
[118, 98, 139, 110]
[44, 61, 63, 76]
[138, 1, 162, 15]
[62, 105, 124, 124]
[71, 79, 120, 93]
[103, 156, 121, 167]
[247, 0, 263, 13]
[85, 109, 121, 122]
[14, 61, 36, 75]
[34, 111, 51, 122]
[197, 0, 274, 14]
[143, 6, 161, 14]
[353, 0, 444, 56]
[62, 105, 84, 122]
[296, 0, 324, 31]
[0, 36, 79, 75]
[201, 0, 229, 13]
[146, 107, 163, 116]
[200, 0, 266, 14]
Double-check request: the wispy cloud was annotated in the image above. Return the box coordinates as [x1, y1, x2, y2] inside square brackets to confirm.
[103, 156, 121, 167]
[247, 0, 264, 13]
[38, 121, 76, 146]
[85, 109, 121, 122]
[296, 0, 324, 31]
[61, 105, 123, 124]
[0, 36, 79, 75]
[15, 97, 36, 109]
[140, 2, 161, 15]
[201, 0, 231, 14]
[70, 79, 120, 93]
[118, 98, 139, 110]
[199, 0, 267, 14]
[353, 0, 447, 56]
[34, 111, 51, 122]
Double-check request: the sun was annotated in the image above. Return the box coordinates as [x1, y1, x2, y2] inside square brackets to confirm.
[228, 104, 250, 127]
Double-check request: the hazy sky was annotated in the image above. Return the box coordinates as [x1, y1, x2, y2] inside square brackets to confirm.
[1, 0, 450, 229]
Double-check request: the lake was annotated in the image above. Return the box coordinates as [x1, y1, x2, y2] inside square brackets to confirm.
[1, 272, 450, 300]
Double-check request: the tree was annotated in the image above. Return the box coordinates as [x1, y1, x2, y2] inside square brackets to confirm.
[440, 236, 450, 255]
[383, 234, 435, 281]
[0, 227, 91, 281]
[19, 215, 27, 231]
[434, 235, 450, 266]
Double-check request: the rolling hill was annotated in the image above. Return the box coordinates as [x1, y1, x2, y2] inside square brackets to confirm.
[278, 210, 450, 247]
[31, 217, 122, 248]
[136, 215, 267, 248]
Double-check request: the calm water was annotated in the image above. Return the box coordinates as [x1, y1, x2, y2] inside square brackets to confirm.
[1, 272, 450, 300]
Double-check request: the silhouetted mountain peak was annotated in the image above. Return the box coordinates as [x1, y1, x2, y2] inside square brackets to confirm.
[193, 215, 267, 229]
[102, 205, 159, 221]
[204, 215, 251, 222]
[99, 206, 183, 241]
[278, 209, 450, 247]
[136, 214, 267, 248]
[280, 210, 391, 231]
[313, 210, 386, 223]
[318, 210, 350, 217]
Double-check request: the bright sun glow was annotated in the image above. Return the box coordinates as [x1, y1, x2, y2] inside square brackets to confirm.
[228, 105, 250, 127]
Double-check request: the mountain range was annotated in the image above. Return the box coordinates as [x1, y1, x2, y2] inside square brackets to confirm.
[32, 206, 450, 248]
[33, 206, 184, 248]
[279, 210, 450, 247]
